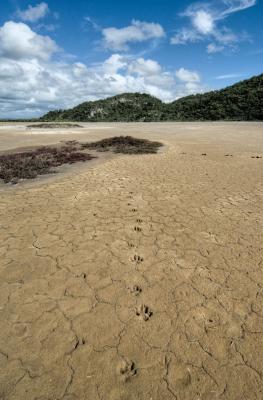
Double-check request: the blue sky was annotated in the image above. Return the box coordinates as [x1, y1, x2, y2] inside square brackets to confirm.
[0, 0, 262, 118]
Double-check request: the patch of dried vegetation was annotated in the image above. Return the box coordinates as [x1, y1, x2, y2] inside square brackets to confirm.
[81, 136, 163, 154]
[0, 145, 95, 183]
[0, 136, 163, 184]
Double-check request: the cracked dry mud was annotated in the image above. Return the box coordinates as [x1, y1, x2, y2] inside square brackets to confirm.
[0, 122, 263, 400]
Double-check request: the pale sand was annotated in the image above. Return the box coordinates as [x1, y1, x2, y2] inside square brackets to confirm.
[0, 122, 263, 399]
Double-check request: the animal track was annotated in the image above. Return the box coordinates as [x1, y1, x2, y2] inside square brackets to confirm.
[128, 242, 135, 248]
[135, 304, 152, 321]
[251, 155, 262, 159]
[129, 285, 142, 296]
[117, 358, 137, 382]
[225, 154, 233, 157]
[201, 153, 207, 156]
[133, 254, 143, 263]
[136, 219, 143, 223]
[134, 226, 142, 232]
[131, 208, 137, 212]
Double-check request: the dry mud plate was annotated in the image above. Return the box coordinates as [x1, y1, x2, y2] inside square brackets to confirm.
[0, 122, 263, 400]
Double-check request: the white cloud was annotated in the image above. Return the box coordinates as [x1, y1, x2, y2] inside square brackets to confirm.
[212, 28, 238, 45]
[175, 67, 200, 82]
[102, 19, 165, 51]
[17, 2, 49, 22]
[192, 10, 214, 34]
[72, 62, 89, 78]
[171, 28, 200, 45]
[0, 22, 206, 119]
[102, 54, 127, 74]
[171, 0, 256, 50]
[207, 42, 224, 53]
[0, 21, 58, 61]
[185, 81, 201, 93]
[220, 0, 256, 18]
[0, 59, 23, 78]
[128, 58, 161, 76]
[215, 73, 243, 79]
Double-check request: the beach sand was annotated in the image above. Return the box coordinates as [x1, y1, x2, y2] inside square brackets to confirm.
[0, 122, 263, 399]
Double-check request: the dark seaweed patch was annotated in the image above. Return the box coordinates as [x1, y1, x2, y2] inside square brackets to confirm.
[0, 145, 95, 183]
[27, 123, 82, 129]
[81, 136, 163, 154]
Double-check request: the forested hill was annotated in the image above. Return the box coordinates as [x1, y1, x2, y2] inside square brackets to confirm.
[167, 73, 263, 120]
[41, 93, 164, 122]
[41, 74, 263, 122]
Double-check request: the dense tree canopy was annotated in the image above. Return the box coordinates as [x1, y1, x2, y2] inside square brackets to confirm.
[41, 74, 263, 122]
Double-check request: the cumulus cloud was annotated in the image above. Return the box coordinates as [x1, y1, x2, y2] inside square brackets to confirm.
[72, 62, 90, 78]
[102, 19, 165, 51]
[171, 0, 256, 52]
[0, 21, 58, 61]
[16, 2, 49, 22]
[175, 67, 200, 82]
[185, 81, 201, 93]
[0, 21, 205, 119]
[128, 58, 161, 76]
[102, 54, 127, 74]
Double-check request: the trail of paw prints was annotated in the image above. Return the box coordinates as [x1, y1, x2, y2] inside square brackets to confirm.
[124, 189, 154, 382]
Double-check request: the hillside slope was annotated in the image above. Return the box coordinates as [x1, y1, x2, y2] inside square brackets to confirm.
[167, 74, 263, 120]
[41, 93, 165, 122]
[41, 74, 263, 121]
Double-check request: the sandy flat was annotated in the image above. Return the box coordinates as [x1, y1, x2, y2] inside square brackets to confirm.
[0, 122, 263, 400]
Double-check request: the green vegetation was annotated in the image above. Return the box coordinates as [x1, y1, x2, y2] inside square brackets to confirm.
[167, 74, 263, 120]
[40, 74, 263, 122]
[41, 93, 165, 122]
